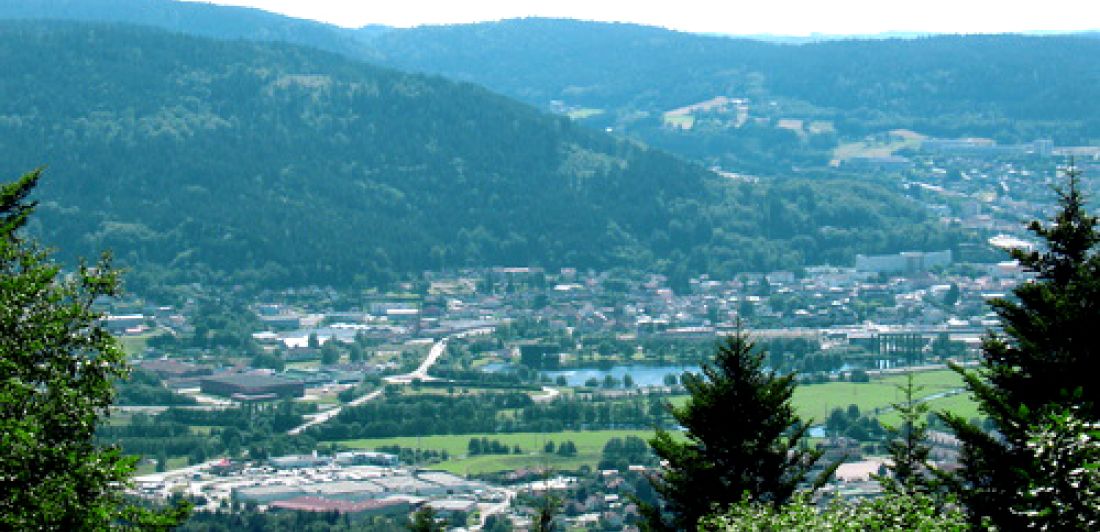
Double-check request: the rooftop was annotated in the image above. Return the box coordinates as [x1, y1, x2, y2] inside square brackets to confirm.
[270, 496, 406, 514]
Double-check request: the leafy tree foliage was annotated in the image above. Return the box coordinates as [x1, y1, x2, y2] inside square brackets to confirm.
[179, 507, 407, 532]
[0, 169, 188, 528]
[599, 436, 654, 471]
[1014, 406, 1100, 529]
[645, 333, 827, 530]
[701, 490, 967, 531]
[941, 166, 1100, 528]
[408, 506, 443, 532]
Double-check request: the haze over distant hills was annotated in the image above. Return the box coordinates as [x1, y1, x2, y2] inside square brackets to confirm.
[0, 21, 956, 291]
[0, 0, 370, 56]
[361, 19, 1100, 138]
[6, 0, 1098, 175]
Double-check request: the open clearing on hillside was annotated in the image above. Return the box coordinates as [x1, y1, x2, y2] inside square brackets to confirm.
[833, 129, 927, 161]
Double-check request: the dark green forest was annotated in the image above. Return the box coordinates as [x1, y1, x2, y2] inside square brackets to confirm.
[364, 19, 1100, 143]
[0, 22, 956, 291]
[6, 3, 1098, 170]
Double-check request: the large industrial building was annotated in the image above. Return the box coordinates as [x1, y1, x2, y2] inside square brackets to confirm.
[199, 373, 304, 400]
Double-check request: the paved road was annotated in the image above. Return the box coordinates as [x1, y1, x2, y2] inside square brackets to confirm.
[385, 338, 448, 384]
[288, 337, 450, 435]
[287, 389, 384, 436]
[474, 487, 516, 529]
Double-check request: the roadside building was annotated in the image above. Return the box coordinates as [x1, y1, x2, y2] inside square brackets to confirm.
[335, 451, 400, 467]
[232, 485, 306, 504]
[270, 496, 411, 517]
[267, 454, 332, 469]
[199, 373, 305, 400]
[426, 498, 478, 519]
[302, 480, 385, 502]
[105, 314, 145, 333]
[139, 359, 213, 380]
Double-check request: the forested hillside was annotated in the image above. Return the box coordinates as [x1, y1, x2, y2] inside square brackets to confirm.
[6, 3, 1098, 173]
[0, 22, 956, 290]
[9, 2, 1098, 144]
[365, 19, 1100, 142]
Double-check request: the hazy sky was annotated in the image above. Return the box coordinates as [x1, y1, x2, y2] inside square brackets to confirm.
[195, 0, 1100, 35]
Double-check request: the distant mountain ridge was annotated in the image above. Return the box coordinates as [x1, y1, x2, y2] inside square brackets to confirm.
[362, 19, 1100, 131]
[7, 2, 1099, 138]
[6, 2, 1096, 175]
[0, 0, 375, 57]
[0, 21, 956, 290]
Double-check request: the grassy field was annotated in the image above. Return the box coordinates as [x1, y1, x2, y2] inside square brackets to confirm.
[331, 429, 655, 475]
[792, 369, 965, 422]
[135, 456, 188, 475]
[879, 391, 982, 425]
[833, 129, 926, 161]
[118, 330, 168, 356]
[669, 368, 972, 424]
[324, 369, 979, 475]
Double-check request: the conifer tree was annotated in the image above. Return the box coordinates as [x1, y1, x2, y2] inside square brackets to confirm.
[0, 169, 190, 529]
[645, 331, 828, 530]
[941, 163, 1100, 528]
[878, 373, 936, 495]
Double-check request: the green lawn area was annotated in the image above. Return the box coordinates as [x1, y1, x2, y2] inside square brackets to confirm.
[134, 456, 189, 475]
[329, 429, 655, 475]
[792, 369, 964, 423]
[670, 368, 973, 424]
[118, 330, 169, 356]
[326, 369, 978, 474]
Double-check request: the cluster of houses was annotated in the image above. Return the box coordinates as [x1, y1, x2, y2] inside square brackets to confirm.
[107, 248, 1036, 403]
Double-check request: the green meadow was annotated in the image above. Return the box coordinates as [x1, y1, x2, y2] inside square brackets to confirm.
[792, 369, 966, 423]
[331, 429, 655, 475]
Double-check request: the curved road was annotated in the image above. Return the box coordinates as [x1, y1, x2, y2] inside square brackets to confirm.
[287, 337, 449, 435]
[384, 338, 448, 384]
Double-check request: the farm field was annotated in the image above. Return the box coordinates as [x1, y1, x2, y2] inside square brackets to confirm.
[331, 429, 655, 475]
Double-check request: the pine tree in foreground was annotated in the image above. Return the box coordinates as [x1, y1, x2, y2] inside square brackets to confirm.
[644, 331, 830, 530]
[877, 372, 938, 496]
[941, 163, 1100, 528]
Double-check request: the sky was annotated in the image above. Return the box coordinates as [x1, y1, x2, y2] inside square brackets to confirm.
[195, 0, 1100, 36]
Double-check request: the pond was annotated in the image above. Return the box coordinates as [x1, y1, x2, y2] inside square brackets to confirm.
[482, 363, 700, 387]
